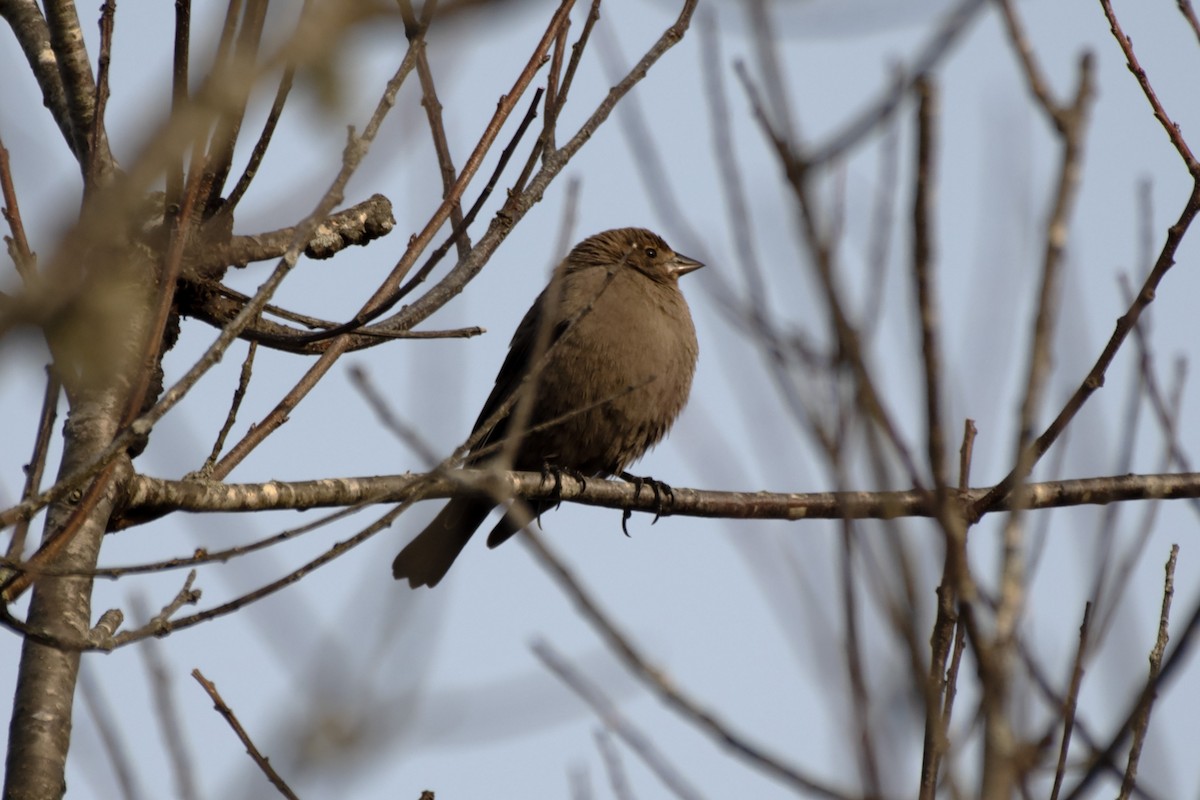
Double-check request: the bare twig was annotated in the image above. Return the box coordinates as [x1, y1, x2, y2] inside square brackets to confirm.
[1118, 546, 1179, 799]
[192, 669, 299, 800]
[222, 61, 297, 215]
[388, 87, 546, 309]
[1049, 603, 1092, 800]
[407, 5, 470, 259]
[1099, 0, 1199, 175]
[198, 341, 257, 476]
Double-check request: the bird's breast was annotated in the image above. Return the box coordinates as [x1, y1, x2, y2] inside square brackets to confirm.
[521, 274, 698, 474]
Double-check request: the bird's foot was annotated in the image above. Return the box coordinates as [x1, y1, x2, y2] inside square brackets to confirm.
[618, 472, 675, 535]
[539, 463, 588, 513]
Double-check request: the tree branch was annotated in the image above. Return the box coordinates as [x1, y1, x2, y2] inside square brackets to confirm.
[117, 470, 1200, 521]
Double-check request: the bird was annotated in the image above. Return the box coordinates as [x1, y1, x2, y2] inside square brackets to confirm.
[392, 227, 703, 588]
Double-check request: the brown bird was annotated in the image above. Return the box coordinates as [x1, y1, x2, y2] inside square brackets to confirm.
[392, 227, 703, 588]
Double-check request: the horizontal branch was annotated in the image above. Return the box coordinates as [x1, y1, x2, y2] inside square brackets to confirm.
[119, 470, 1200, 523]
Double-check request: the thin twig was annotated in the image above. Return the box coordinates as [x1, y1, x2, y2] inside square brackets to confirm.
[918, 424, 974, 800]
[1049, 602, 1092, 800]
[1099, 0, 1199, 175]
[1117, 545, 1179, 799]
[970, 55, 1094, 555]
[389, 87, 545, 307]
[408, 3, 470, 259]
[544, 0, 601, 158]
[192, 669, 299, 800]
[186, 287, 483, 352]
[198, 341, 257, 475]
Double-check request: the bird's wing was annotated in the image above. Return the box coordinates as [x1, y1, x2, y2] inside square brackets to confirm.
[466, 284, 569, 463]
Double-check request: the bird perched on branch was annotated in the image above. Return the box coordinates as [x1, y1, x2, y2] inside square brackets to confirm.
[392, 227, 703, 588]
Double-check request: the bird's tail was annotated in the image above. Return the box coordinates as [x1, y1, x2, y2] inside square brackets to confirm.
[392, 498, 493, 588]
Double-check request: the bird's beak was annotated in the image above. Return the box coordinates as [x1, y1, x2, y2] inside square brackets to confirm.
[670, 253, 704, 277]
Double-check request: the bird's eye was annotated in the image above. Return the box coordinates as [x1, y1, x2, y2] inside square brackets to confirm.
[644, 247, 658, 259]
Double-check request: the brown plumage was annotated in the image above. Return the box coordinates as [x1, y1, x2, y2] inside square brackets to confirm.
[392, 227, 703, 588]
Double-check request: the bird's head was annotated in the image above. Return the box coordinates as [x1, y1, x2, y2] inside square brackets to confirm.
[569, 227, 704, 285]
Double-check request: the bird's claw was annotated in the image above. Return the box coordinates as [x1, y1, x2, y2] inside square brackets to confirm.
[540, 463, 587, 512]
[619, 471, 675, 529]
